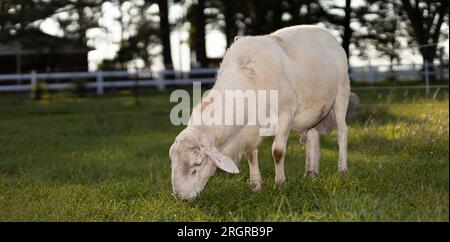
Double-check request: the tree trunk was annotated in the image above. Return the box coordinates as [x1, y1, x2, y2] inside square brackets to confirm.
[400, 0, 448, 81]
[158, 0, 173, 70]
[342, 0, 352, 62]
[304, 1, 311, 24]
[248, 0, 264, 35]
[272, 0, 283, 30]
[223, 1, 235, 47]
[421, 46, 437, 81]
[193, 0, 207, 67]
[288, 0, 300, 25]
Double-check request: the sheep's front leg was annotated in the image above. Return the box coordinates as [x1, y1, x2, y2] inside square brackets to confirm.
[247, 149, 262, 191]
[272, 118, 292, 188]
[304, 128, 320, 178]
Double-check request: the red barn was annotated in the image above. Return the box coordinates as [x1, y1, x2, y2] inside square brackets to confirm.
[0, 29, 90, 74]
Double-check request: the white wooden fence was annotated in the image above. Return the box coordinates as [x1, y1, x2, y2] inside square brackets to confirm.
[350, 61, 448, 83]
[0, 63, 448, 95]
[0, 68, 216, 94]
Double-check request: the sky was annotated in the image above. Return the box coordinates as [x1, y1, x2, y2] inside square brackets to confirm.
[39, 0, 449, 72]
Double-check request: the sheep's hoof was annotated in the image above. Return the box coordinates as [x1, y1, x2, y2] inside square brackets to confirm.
[274, 179, 286, 189]
[338, 169, 348, 176]
[250, 180, 262, 192]
[303, 171, 319, 179]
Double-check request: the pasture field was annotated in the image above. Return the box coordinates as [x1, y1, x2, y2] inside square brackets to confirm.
[0, 87, 448, 221]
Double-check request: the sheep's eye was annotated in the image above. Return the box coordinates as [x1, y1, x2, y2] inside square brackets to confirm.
[191, 169, 197, 175]
[190, 147, 200, 154]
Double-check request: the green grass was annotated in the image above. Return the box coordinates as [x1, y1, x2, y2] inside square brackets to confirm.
[0, 88, 448, 221]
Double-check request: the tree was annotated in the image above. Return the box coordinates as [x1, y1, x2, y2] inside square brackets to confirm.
[359, 1, 404, 68]
[322, 0, 369, 64]
[0, 0, 102, 73]
[54, 0, 103, 45]
[324, 0, 353, 60]
[155, 0, 173, 69]
[245, 0, 286, 35]
[188, 0, 207, 67]
[399, 0, 449, 67]
[221, 0, 237, 47]
[246, 0, 265, 35]
[323, 0, 407, 68]
[205, 0, 331, 57]
[106, 0, 160, 69]
[0, 0, 68, 43]
[342, 0, 352, 59]
[287, 0, 326, 25]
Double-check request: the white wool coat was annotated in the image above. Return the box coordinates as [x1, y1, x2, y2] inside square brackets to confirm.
[187, 25, 350, 162]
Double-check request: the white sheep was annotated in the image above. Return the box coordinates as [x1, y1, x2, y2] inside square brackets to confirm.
[169, 25, 350, 201]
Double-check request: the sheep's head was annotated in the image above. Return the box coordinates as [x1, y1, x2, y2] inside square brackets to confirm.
[169, 129, 239, 201]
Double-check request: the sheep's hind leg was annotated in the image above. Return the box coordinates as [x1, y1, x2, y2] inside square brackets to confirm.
[272, 114, 292, 188]
[247, 149, 262, 191]
[334, 83, 350, 175]
[304, 128, 320, 178]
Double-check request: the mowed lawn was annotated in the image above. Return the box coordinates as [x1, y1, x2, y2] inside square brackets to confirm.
[0, 88, 448, 221]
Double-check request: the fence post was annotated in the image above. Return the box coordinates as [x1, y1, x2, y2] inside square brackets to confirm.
[30, 70, 37, 88]
[424, 60, 430, 97]
[411, 63, 417, 79]
[96, 71, 104, 95]
[367, 65, 375, 82]
[156, 71, 165, 91]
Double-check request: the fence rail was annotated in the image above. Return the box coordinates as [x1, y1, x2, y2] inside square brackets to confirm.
[350, 61, 448, 83]
[0, 68, 217, 94]
[0, 63, 448, 95]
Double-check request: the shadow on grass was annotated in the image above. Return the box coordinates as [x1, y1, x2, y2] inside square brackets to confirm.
[354, 105, 426, 126]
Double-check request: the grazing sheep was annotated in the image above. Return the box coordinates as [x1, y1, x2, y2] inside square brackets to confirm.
[169, 25, 350, 201]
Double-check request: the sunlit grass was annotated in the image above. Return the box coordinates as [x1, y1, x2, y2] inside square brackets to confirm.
[0, 88, 448, 221]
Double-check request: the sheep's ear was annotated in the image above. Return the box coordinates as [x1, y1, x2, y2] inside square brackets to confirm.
[206, 150, 239, 174]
